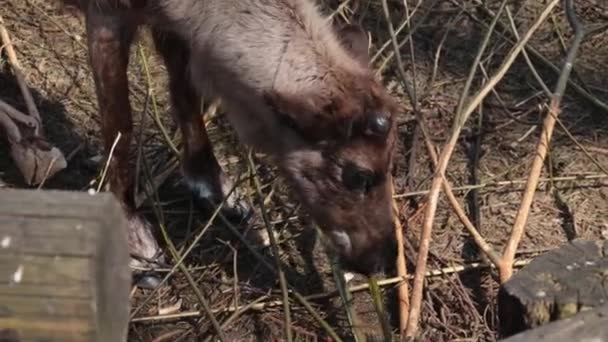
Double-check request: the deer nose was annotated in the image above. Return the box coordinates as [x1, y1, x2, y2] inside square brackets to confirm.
[340, 239, 397, 276]
[341, 252, 384, 275]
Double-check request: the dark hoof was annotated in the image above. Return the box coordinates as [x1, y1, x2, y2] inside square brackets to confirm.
[221, 199, 254, 223]
[186, 178, 254, 224]
[133, 272, 163, 289]
[194, 195, 253, 224]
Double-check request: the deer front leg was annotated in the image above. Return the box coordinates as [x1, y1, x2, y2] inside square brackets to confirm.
[86, 7, 163, 287]
[152, 29, 252, 222]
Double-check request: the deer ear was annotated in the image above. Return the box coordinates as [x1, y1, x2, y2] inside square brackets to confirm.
[264, 90, 296, 127]
[264, 90, 348, 142]
[264, 90, 320, 136]
[336, 23, 370, 65]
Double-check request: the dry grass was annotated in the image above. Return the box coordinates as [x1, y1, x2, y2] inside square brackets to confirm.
[1, 0, 607, 341]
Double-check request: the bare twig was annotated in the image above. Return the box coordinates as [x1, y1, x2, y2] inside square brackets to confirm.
[554, 117, 608, 176]
[134, 87, 151, 206]
[406, 0, 520, 337]
[0, 110, 21, 142]
[0, 15, 41, 127]
[374, 0, 440, 76]
[467, 0, 608, 114]
[0, 16, 67, 186]
[139, 152, 228, 342]
[404, 0, 560, 337]
[216, 295, 270, 333]
[378, 1, 414, 337]
[96, 132, 122, 193]
[501, 0, 585, 282]
[137, 45, 180, 157]
[504, 7, 552, 97]
[368, 276, 394, 342]
[329, 252, 366, 342]
[371, 0, 428, 64]
[131, 258, 533, 323]
[246, 150, 293, 342]
[391, 181, 409, 338]
[423, 31, 504, 266]
[129, 177, 246, 319]
[394, 173, 608, 198]
[0, 98, 38, 129]
[468, 107, 484, 259]
[35, 154, 60, 189]
[418, 116, 502, 267]
[217, 214, 344, 342]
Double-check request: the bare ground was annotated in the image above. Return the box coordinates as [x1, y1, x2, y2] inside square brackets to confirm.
[1, 0, 607, 341]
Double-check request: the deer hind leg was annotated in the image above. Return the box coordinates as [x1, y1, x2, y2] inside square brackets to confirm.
[85, 6, 163, 281]
[151, 28, 252, 222]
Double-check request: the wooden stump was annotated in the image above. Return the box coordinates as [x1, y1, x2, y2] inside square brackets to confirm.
[0, 189, 131, 342]
[498, 239, 608, 338]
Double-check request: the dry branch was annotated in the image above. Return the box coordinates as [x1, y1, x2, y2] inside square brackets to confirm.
[0, 15, 67, 185]
[247, 151, 293, 342]
[404, 0, 561, 337]
[393, 173, 608, 199]
[131, 259, 533, 324]
[500, 0, 585, 283]
[391, 181, 409, 337]
[469, 0, 608, 114]
[0, 17, 40, 125]
[378, 1, 414, 337]
[0, 108, 20, 142]
[418, 117, 502, 267]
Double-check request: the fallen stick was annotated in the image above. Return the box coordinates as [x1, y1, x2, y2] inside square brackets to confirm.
[500, 0, 585, 282]
[404, 0, 560, 337]
[0, 16, 41, 127]
[390, 181, 409, 338]
[0, 15, 67, 185]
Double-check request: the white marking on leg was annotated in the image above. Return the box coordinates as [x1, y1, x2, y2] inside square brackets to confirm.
[329, 230, 353, 256]
[185, 177, 214, 201]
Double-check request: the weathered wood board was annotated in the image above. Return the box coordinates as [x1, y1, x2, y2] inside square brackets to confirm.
[499, 239, 608, 339]
[0, 189, 131, 342]
[500, 302, 608, 342]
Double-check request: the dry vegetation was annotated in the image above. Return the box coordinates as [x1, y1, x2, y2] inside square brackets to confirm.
[1, 0, 607, 341]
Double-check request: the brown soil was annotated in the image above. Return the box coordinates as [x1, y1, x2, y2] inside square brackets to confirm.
[1, 0, 607, 341]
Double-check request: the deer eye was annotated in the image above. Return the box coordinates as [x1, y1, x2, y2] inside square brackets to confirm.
[342, 164, 375, 193]
[365, 114, 391, 137]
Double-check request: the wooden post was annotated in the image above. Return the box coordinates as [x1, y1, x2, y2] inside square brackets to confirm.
[499, 239, 608, 339]
[0, 189, 131, 342]
[500, 303, 608, 342]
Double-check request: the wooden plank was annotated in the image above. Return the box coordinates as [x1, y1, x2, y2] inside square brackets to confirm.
[0, 189, 116, 219]
[0, 218, 97, 256]
[499, 239, 608, 338]
[500, 303, 608, 342]
[0, 283, 91, 299]
[0, 317, 93, 341]
[0, 189, 131, 342]
[0, 255, 92, 284]
[0, 295, 93, 318]
[1, 329, 91, 342]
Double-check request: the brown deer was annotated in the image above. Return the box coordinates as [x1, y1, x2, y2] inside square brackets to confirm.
[62, 0, 400, 284]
